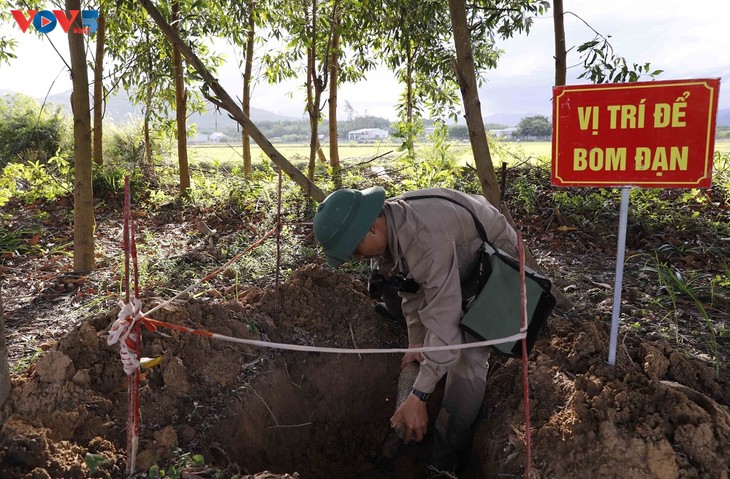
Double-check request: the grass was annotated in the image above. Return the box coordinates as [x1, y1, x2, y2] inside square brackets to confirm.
[1, 134, 727, 371]
[186, 139, 730, 171]
[187, 141, 403, 167]
[185, 140, 549, 170]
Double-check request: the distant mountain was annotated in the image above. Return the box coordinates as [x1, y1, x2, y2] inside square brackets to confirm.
[41, 89, 300, 129]
[483, 110, 730, 128]
[188, 105, 303, 131]
[4, 88, 729, 128]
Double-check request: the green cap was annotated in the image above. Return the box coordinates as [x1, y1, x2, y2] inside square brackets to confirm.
[313, 186, 386, 267]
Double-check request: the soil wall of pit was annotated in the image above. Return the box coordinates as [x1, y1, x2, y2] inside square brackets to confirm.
[1, 264, 729, 479]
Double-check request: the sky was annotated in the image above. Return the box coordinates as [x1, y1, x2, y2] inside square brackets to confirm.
[0, 0, 728, 122]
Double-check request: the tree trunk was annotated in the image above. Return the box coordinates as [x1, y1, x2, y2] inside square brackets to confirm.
[143, 109, 152, 166]
[447, 0, 500, 206]
[0, 277, 11, 408]
[553, 0, 567, 86]
[140, 0, 325, 202]
[241, 0, 255, 178]
[306, 66, 319, 181]
[403, 44, 416, 158]
[92, 11, 106, 167]
[448, 0, 565, 305]
[328, 27, 340, 170]
[68, 0, 95, 272]
[144, 32, 153, 167]
[172, 2, 190, 197]
[305, 0, 319, 181]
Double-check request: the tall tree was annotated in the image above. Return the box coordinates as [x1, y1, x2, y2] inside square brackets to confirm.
[328, 17, 341, 171]
[449, 0, 566, 301]
[68, 0, 95, 272]
[262, 0, 335, 180]
[241, 0, 256, 178]
[304, 0, 333, 179]
[371, 0, 495, 157]
[448, 0, 499, 205]
[140, 0, 325, 201]
[263, 0, 371, 179]
[93, 10, 107, 166]
[324, 0, 375, 172]
[172, 1, 191, 196]
[104, 5, 165, 168]
[446, 0, 549, 203]
[553, 0, 566, 86]
[105, 2, 213, 187]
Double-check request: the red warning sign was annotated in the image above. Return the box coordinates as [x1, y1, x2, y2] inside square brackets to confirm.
[552, 78, 720, 188]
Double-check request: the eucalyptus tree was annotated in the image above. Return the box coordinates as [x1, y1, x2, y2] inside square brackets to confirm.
[104, 6, 164, 168]
[65, 0, 95, 271]
[326, 1, 374, 171]
[93, 7, 106, 166]
[553, 0, 566, 86]
[140, 0, 325, 201]
[242, 2, 255, 176]
[106, 1, 220, 194]
[449, 0, 564, 295]
[444, 0, 549, 205]
[368, 0, 498, 157]
[4, 1, 96, 271]
[263, 0, 371, 180]
[263, 0, 337, 180]
[215, 0, 259, 178]
[236, 0, 257, 177]
[171, 0, 191, 196]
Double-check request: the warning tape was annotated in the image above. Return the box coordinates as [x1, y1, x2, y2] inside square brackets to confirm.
[108, 299, 144, 374]
[114, 313, 527, 355]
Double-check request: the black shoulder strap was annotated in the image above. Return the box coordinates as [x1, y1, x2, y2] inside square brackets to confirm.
[395, 194, 493, 247]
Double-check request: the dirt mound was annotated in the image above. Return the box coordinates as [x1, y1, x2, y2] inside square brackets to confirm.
[478, 317, 730, 478]
[1, 263, 729, 478]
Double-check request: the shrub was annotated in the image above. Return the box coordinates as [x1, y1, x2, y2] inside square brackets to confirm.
[0, 93, 70, 168]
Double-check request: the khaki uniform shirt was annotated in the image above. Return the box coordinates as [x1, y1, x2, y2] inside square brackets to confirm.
[380, 188, 518, 393]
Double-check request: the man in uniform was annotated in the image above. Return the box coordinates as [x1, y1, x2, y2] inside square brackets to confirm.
[312, 186, 519, 477]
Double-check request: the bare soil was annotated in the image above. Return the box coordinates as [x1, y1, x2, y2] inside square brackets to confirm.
[1, 176, 729, 478]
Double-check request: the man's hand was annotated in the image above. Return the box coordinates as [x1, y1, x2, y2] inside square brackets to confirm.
[390, 393, 428, 443]
[401, 343, 424, 368]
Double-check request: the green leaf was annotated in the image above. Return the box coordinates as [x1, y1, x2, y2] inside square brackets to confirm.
[576, 40, 600, 53]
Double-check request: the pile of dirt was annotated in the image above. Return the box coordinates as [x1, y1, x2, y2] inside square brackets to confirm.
[1, 263, 729, 478]
[478, 317, 730, 478]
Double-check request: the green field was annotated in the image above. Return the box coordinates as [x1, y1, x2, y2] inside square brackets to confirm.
[186, 140, 547, 169]
[187, 139, 730, 169]
[187, 142, 403, 166]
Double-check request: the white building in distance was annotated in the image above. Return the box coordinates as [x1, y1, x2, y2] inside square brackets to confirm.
[348, 128, 389, 142]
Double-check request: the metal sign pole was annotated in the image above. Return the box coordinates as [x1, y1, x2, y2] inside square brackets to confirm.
[608, 186, 631, 365]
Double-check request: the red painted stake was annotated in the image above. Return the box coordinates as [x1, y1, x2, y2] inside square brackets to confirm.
[123, 176, 141, 476]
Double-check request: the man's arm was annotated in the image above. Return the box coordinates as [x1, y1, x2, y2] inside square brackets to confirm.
[406, 241, 465, 394]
